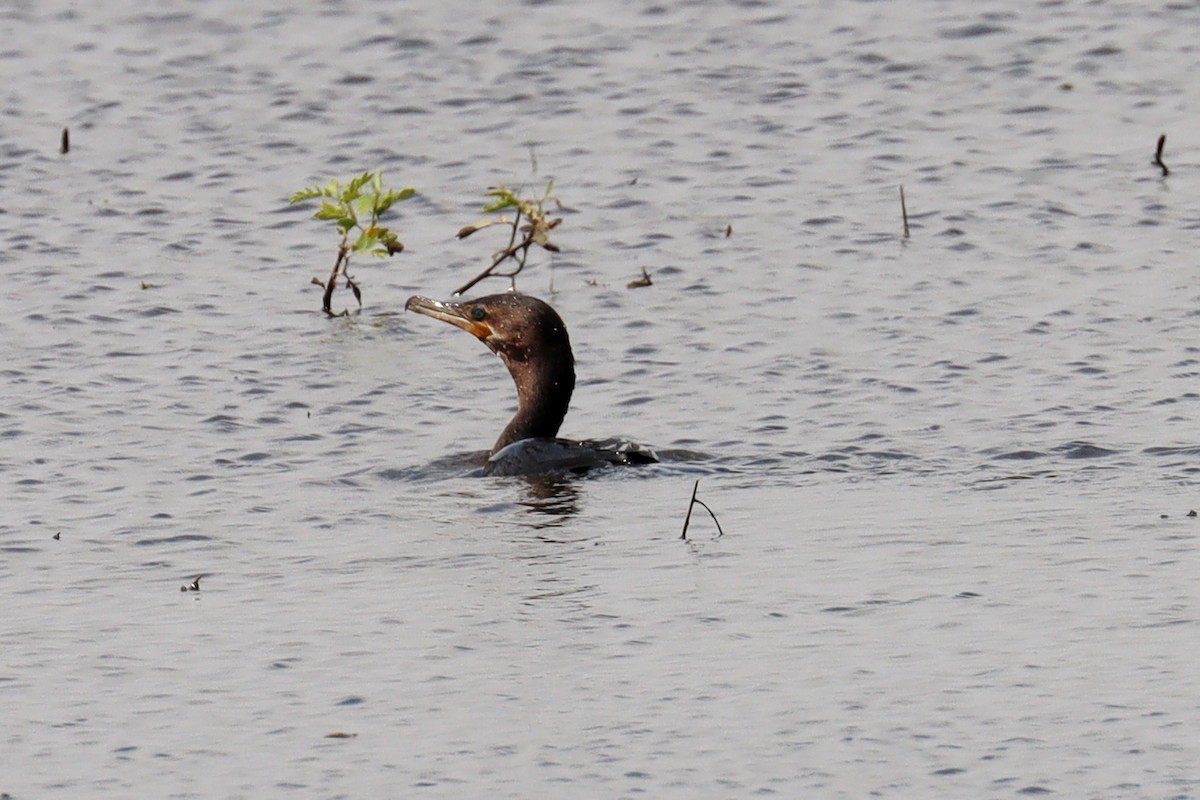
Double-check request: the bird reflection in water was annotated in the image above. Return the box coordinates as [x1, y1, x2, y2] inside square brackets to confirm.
[514, 472, 581, 528]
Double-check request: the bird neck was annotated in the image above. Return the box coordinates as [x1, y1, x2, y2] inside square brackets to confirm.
[492, 344, 575, 455]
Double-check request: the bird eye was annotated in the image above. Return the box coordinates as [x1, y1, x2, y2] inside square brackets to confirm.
[472, 308, 487, 321]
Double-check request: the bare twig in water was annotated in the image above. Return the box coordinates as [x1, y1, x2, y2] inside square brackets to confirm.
[321, 243, 352, 316]
[900, 185, 910, 239]
[60, 127, 69, 154]
[1154, 134, 1169, 177]
[725, 224, 732, 238]
[627, 267, 653, 289]
[680, 479, 724, 540]
[680, 480, 699, 538]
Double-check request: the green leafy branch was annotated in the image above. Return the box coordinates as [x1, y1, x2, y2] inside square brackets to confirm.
[290, 171, 414, 315]
[452, 181, 561, 296]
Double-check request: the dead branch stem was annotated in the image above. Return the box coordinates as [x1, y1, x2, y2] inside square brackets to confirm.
[453, 207, 535, 296]
[1154, 133, 1169, 177]
[322, 240, 353, 316]
[680, 479, 724, 540]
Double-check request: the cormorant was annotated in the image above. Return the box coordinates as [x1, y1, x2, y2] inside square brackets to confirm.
[405, 292, 657, 476]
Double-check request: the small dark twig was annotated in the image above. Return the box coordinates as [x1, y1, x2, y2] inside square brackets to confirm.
[321, 243, 355, 315]
[693, 498, 723, 537]
[454, 207, 527, 296]
[60, 127, 69, 154]
[1154, 133, 1169, 177]
[680, 480, 699, 539]
[680, 479, 724, 540]
[900, 185, 910, 239]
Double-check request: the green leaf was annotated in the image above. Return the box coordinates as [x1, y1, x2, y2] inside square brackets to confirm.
[371, 171, 383, 196]
[289, 186, 326, 204]
[483, 195, 518, 214]
[482, 187, 519, 213]
[353, 195, 377, 221]
[314, 201, 347, 221]
[352, 230, 380, 253]
[374, 187, 411, 216]
[345, 171, 373, 202]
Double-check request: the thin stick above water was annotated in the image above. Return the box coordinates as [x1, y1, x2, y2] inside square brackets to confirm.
[1153, 134, 1169, 177]
[680, 479, 724, 540]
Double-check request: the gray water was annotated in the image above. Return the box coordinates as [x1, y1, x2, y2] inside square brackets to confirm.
[2, 0, 1197, 797]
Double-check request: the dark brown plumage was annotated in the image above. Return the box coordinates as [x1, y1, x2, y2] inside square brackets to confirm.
[405, 292, 655, 475]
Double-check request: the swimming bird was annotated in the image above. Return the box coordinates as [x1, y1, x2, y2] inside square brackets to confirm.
[405, 292, 656, 476]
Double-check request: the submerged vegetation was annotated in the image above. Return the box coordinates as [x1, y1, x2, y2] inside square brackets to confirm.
[290, 171, 414, 315]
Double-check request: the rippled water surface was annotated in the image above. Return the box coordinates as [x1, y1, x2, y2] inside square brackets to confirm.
[3, 1, 1198, 797]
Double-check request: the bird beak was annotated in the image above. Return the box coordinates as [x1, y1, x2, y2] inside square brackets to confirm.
[405, 295, 492, 341]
